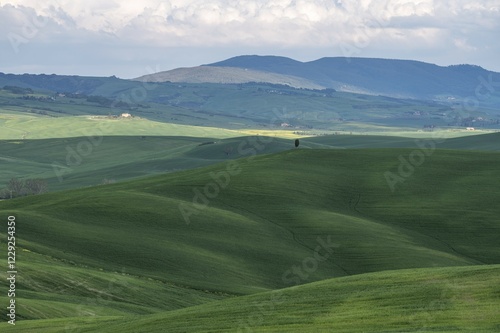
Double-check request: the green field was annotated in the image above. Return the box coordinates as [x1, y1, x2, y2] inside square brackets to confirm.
[1, 148, 499, 331]
[1, 132, 498, 193]
[2, 81, 499, 136]
[1, 265, 499, 332]
[0, 135, 301, 192]
[0, 111, 245, 140]
[1, 81, 499, 332]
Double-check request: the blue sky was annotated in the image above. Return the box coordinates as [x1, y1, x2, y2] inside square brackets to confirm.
[1, 0, 499, 78]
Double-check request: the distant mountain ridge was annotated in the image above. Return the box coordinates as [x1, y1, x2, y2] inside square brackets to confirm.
[136, 55, 500, 100]
[134, 65, 324, 89]
[205, 55, 499, 99]
[2, 55, 499, 103]
[0, 72, 119, 94]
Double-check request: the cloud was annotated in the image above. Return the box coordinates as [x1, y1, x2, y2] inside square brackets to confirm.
[0, 0, 499, 75]
[1, 0, 498, 46]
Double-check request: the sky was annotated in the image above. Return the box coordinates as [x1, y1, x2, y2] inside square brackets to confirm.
[0, 0, 499, 78]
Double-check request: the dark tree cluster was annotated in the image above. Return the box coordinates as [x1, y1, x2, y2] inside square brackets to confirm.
[3, 85, 34, 94]
[0, 178, 48, 199]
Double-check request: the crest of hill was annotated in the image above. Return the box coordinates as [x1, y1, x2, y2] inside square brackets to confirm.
[134, 65, 324, 89]
[207, 55, 500, 99]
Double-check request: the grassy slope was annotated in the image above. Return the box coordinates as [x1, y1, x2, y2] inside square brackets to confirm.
[0, 149, 499, 326]
[0, 135, 299, 191]
[0, 112, 243, 140]
[2, 265, 499, 332]
[304, 132, 500, 150]
[0, 135, 216, 191]
[1, 132, 498, 193]
[0, 248, 227, 320]
[135, 66, 325, 89]
[2, 83, 498, 134]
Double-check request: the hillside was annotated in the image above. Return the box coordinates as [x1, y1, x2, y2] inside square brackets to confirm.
[4, 55, 500, 113]
[1, 149, 499, 330]
[134, 66, 323, 89]
[207, 55, 500, 103]
[1, 132, 498, 194]
[1, 48, 499, 333]
[0, 73, 119, 95]
[2, 265, 497, 332]
[303, 132, 500, 150]
[2, 73, 500, 134]
[0, 135, 296, 192]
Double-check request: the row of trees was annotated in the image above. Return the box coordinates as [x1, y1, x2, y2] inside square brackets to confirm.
[3, 85, 34, 94]
[0, 178, 48, 199]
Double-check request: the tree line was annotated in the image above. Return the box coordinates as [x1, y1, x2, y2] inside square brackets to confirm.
[0, 178, 48, 199]
[2, 85, 34, 94]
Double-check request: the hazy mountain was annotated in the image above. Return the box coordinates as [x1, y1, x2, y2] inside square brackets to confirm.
[2, 55, 499, 104]
[206, 55, 500, 99]
[0, 72, 119, 94]
[134, 66, 323, 89]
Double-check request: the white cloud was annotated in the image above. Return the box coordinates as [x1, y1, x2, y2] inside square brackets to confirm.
[0, 1, 497, 43]
[0, 0, 499, 76]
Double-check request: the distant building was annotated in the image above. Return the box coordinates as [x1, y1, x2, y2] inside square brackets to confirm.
[121, 113, 132, 118]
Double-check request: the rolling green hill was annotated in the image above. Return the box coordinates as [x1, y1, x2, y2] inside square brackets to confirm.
[1, 132, 498, 194]
[135, 66, 324, 89]
[0, 110, 245, 140]
[2, 56, 499, 333]
[2, 265, 497, 332]
[303, 132, 500, 150]
[0, 135, 298, 192]
[209, 55, 500, 104]
[2, 75, 499, 134]
[1, 149, 499, 331]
